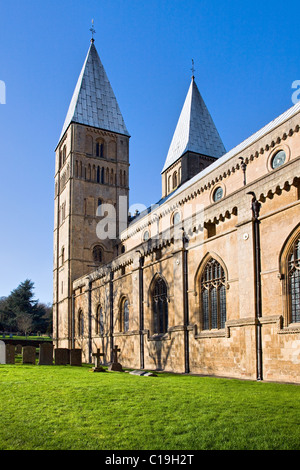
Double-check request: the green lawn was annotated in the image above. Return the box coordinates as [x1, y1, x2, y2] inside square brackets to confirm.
[0, 363, 299, 450]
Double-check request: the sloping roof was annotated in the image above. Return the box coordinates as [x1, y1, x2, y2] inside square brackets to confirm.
[161, 77, 226, 173]
[58, 41, 130, 145]
[167, 99, 300, 198]
[128, 99, 300, 230]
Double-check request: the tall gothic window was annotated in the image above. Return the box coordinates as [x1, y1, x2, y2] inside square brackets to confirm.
[96, 305, 104, 335]
[200, 258, 227, 330]
[120, 298, 129, 332]
[287, 236, 300, 324]
[78, 310, 84, 337]
[152, 277, 168, 335]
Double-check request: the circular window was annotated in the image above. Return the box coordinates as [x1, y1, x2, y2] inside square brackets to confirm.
[173, 212, 181, 225]
[213, 187, 224, 202]
[143, 231, 150, 241]
[271, 150, 286, 169]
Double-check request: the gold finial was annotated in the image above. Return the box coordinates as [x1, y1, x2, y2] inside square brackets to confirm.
[90, 19, 96, 43]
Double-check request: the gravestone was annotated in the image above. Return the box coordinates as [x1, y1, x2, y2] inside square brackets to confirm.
[0, 340, 6, 364]
[129, 370, 157, 377]
[54, 348, 70, 365]
[6, 344, 15, 364]
[39, 343, 53, 365]
[15, 344, 22, 354]
[70, 349, 82, 366]
[108, 345, 123, 372]
[92, 348, 105, 372]
[22, 346, 36, 365]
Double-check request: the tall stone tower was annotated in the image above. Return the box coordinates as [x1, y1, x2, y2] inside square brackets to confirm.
[53, 38, 130, 349]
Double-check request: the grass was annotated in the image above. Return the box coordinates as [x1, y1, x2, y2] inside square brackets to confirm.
[0, 362, 299, 450]
[1, 335, 52, 341]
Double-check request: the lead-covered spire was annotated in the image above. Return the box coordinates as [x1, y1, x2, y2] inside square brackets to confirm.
[162, 77, 225, 173]
[58, 41, 130, 145]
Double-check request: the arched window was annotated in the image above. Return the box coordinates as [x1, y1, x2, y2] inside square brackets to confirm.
[96, 140, 104, 158]
[93, 245, 103, 264]
[78, 310, 84, 337]
[120, 298, 129, 332]
[168, 175, 172, 193]
[152, 277, 168, 335]
[200, 258, 227, 330]
[95, 305, 104, 336]
[287, 235, 300, 324]
[173, 171, 178, 189]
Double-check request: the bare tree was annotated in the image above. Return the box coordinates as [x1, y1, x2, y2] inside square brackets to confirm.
[17, 313, 33, 337]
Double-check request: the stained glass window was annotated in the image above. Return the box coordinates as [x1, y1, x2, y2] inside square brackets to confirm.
[96, 306, 104, 336]
[288, 237, 300, 323]
[152, 277, 168, 334]
[119, 298, 129, 333]
[123, 300, 129, 332]
[200, 258, 227, 330]
[78, 310, 84, 337]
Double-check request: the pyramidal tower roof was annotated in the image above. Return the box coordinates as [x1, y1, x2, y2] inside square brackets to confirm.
[162, 77, 226, 173]
[58, 40, 130, 145]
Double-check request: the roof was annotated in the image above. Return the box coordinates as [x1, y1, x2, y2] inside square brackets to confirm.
[161, 77, 226, 173]
[58, 41, 130, 145]
[128, 99, 300, 230]
[166, 99, 300, 199]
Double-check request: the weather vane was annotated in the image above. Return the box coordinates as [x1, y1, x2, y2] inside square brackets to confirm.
[90, 19, 96, 42]
[191, 59, 195, 78]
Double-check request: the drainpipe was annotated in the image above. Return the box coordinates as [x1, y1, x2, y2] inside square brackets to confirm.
[247, 191, 263, 381]
[109, 270, 114, 364]
[182, 229, 190, 374]
[87, 279, 92, 363]
[239, 157, 247, 186]
[71, 292, 75, 349]
[136, 251, 145, 370]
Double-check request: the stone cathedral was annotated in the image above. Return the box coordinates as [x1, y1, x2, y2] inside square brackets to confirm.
[53, 38, 300, 384]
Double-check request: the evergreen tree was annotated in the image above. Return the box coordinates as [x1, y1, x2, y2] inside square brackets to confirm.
[0, 280, 52, 335]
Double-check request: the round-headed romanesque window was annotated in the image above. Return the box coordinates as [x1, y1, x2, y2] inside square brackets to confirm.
[93, 245, 103, 263]
[173, 211, 181, 225]
[271, 150, 286, 170]
[213, 186, 224, 202]
[143, 231, 150, 242]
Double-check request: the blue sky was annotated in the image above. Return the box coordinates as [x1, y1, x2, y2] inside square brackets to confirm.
[0, 0, 299, 304]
